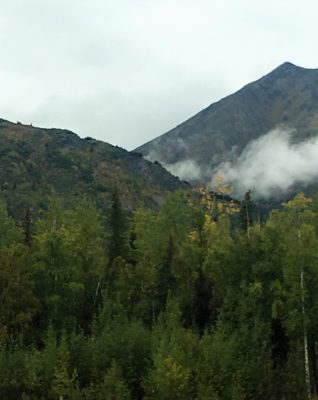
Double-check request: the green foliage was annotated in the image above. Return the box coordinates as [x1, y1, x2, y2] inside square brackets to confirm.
[1, 190, 318, 399]
[0, 199, 22, 249]
[0, 120, 186, 221]
[83, 361, 131, 400]
[145, 302, 199, 399]
[52, 336, 81, 400]
[0, 245, 38, 339]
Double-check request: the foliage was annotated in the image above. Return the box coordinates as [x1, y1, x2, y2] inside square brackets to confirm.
[0, 190, 318, 399]
[0, 119, 186, 221]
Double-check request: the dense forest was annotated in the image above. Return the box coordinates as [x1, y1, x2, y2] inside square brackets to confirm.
[1, 188, 318, 399]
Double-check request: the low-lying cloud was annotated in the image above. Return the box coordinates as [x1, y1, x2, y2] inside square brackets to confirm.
[163, 159, 202, 181]
[213, 128, 318, 199]
[144, 138, 203, 181]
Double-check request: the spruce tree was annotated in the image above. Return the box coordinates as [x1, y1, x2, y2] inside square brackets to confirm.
[108, 189, 126, 264]
[23, 207, 33, 248]
[239, 190, 254, 235]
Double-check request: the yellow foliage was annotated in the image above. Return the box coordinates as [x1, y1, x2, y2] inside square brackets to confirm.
[217, 199, 240, 215]
[195, 175, 239, 219]
[284, 193, 312, 210]
[187, 230, 199, 242]
[159, 356, 190, 390]
[209, 174, 231, 195]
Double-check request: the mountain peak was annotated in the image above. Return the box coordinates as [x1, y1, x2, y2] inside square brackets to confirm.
[264, 61, 303, 79]
[256, 62, 317, 88]
[277, 61, 298, 70]
[136, 61, 318, 191]
[268, 61, 317, 77]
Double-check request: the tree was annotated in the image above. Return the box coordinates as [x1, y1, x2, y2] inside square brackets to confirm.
[108, 189, 126, 265]
[83, 361, 131, 400]
[239, 190, 254, 236]
[145, 301, 199, 399]
[154, 235, 175, 319]
[52, 336, 81, 400]
[62, 202, 108, 330]
[0, 199, 22, 250]
[0, 245, 38, 340]
[23, 207, 33, 248]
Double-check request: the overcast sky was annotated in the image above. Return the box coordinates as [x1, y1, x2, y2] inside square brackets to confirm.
[0, 0, 317, 150]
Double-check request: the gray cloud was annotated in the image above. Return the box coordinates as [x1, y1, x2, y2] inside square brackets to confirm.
[0, 0, 317, 149]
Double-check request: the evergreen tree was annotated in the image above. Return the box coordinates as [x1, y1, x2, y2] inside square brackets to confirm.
[0, 200, 22, 249]
[239, 190, 254, 235]
[0, 191, 318, 399]
[154, 235, 175, 317]
[108, 189, 126, 265]
[52, 335, 81, 400]
[23, 207, 33, 248]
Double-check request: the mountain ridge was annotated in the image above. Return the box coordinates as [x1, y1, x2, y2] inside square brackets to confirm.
[135, 62, 318, 188]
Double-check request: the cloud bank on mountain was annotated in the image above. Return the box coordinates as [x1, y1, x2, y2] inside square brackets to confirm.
[212, 128, 318, 199]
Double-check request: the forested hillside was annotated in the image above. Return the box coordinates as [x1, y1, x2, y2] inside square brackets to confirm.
[1, 188, 318, 399]
[0, 118, 186, 219]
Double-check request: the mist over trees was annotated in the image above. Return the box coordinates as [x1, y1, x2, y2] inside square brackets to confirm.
[1, 189, 318, 399]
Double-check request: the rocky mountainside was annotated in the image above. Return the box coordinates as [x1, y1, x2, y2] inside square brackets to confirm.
[0, 119, 187, 219]
[135, 62, 318, 188]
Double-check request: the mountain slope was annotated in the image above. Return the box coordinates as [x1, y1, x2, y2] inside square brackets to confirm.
[0, 119, 187, 218]
[135, 62, 318, 183]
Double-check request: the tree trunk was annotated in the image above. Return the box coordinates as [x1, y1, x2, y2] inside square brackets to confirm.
[301, 266, 310, 399]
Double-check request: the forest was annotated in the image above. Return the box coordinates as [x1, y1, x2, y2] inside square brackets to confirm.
[1, 188, 318, 399]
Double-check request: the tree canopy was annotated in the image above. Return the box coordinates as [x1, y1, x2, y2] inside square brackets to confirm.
[0, 190, 318, 399]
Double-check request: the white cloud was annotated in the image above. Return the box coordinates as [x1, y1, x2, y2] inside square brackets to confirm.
[213, 129, 318, 199]
[163, 160, 202, 181]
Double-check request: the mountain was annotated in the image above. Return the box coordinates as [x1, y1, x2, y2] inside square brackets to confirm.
[135, 62, 318, 190]
[0, 119, 187, 219]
